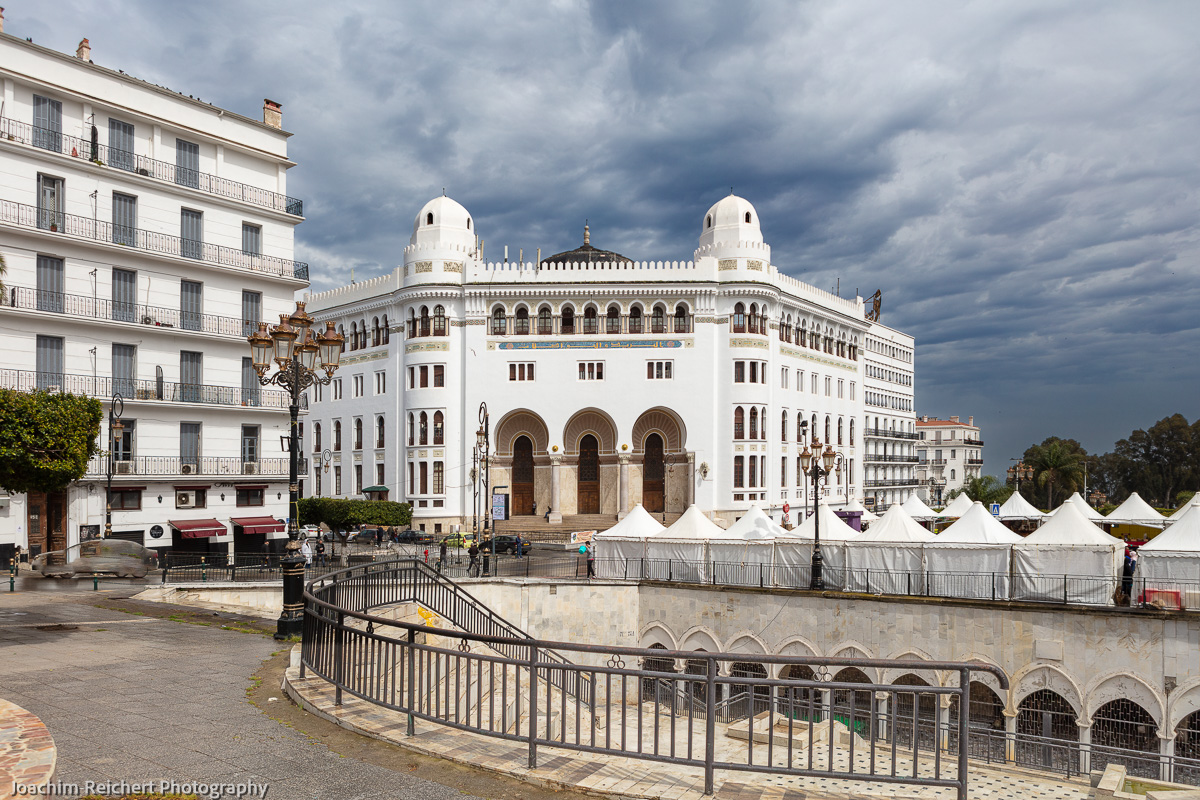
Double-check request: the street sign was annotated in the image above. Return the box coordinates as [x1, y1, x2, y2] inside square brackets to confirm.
[990, 503, 1001, 517]
[782, 513, 790, 525]
[491, 493, 509, 522]
[783, 503, 790, 515]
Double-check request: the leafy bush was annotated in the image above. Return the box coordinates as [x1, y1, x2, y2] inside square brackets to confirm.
[0, 389, 102, 493]
[297, 497, 412, 529]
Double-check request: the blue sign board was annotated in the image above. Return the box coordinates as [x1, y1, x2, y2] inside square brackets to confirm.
[990, 503, 1001, 517]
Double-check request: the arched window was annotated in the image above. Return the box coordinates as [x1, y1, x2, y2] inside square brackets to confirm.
[349, 321, 358, 351]
[354, 418, 363, 450]
[798, 322, 806, 348]
[314, 422, 322, 450]
[359, 319, 366, 348]
[426, 211, 433, 225]
[781, 411, 788, 442]
[734, 407, 745, 440]
[538, 306, 552, 335]
[467, 217, 471, 229]
[382, 315, 390, 344]
[760, 310, 769, 336]
[674, 303, 690, 333]
[433, 305, 446, 336]
[732, 303, 746, 333]
[491, 306, 506, 336]
[838, 417, 844, 446]
[811, 414, 818, 442]
[419, 307, 430, 337]
[582, 306, 598, 334]
[628, 306, 643, 334]
[825, 416, 831, 443]
[406, 310, 416, 339]
[338, 324, 346, 353]
[514, 307, 529, 335]
[407, 413, 414, 446]
[749, 304, 758, 334]
[372, 317, 380, 347]
[606, 304, 620, 334]
[433, 411, 444, 445]
[376, 416, 385, 448]
[749, 407, 759, 440]
[651, 304, 666, 334]
[334, 420, 342, 451]
[419, 411, 428, 446]
[745, 211, 751, 223]
[759, 406, 767, 439]
[950, 469, 956, 480]
[561, 306, 575, 335]
[706, 214, 712, 229]
[849, 419, 855, 446]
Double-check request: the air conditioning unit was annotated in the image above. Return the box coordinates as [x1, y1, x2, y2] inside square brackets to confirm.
[180, 463, 195, 475]
[115, 462, 133, 474]
[176, 491, 194, 508]
[242, 462, 259, 475]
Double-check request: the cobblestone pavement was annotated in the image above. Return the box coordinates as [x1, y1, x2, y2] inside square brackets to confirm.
[0, 580, 574, 800]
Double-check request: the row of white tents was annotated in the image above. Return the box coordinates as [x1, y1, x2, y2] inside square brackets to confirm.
[901, 488, 1186, 529]
[593, 496, 1200, 607]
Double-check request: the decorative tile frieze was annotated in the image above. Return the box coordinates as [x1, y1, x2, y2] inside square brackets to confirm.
[718, 259, 738, 271]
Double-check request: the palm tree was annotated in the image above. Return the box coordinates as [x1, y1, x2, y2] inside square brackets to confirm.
[1029, 440, 1086, 508]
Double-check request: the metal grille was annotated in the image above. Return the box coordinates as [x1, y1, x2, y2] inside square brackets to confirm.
[1016, 690, 1079, 773]
[578, 436, 599, 482]
[644, 434, 665, 481]
[1091, 699, 1160, 778]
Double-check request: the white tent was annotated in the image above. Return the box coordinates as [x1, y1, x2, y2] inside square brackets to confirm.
[774, 502, 859, 589]
[645, 504, 723, 583]
[925, 501, 1022, 599]
[844, 497, 879, 524]
[901, 494, 940, 522]
[1168, 500, 1198, 525]
[1012, 501, 1123, 605]
[592, 503, 665, 579]
[845, 504, 933, 594]
[1105, 492, 1167, 529]
[1138, 498, 1200, 607]
[998, 491, 1046, 523]
[1051, 492, 1106, 522]
[710, 505, 779, 586]
[937, 493, 975, 519]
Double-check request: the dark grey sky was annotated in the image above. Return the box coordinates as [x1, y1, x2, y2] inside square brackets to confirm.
[11, 1, 1199, 475]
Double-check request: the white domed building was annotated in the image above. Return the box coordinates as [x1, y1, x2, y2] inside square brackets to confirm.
[302, 193, 918, 533]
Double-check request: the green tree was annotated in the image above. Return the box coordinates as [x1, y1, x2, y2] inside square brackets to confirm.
[0, 389, 103, 493]
[297, 497, 411, 529]
[1024, 437, 1087, 508]
[946, 475, 1013, 506]
[1112, 414, 1195, 506]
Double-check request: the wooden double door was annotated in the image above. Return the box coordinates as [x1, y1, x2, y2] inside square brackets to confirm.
[27, 490, 67, 559]
[577, 435, 600, 514]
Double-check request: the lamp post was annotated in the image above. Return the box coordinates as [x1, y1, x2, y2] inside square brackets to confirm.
[104, 394, 125, 539]
[247, 302, 343, 639]
[477, 403, 491, 571]
[799, 427, 844, 591]
[933, 476, 947, 508]
[1006, 460, 1034, 497]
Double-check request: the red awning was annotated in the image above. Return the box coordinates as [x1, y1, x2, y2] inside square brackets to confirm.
[231, 516, 286, 535]
[169, 518, 226, 538]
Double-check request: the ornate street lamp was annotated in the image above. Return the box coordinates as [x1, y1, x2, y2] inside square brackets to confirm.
[248, 303, 343, 639]
[104, 394, 125, 539]
[799, 424, 844, 591]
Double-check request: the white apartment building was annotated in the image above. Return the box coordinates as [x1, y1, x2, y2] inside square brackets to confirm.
[861, 324, 918, 512]
[304, 192, 916, 533]
[915, 415, 985, 505]
[0, 29, 307, 562]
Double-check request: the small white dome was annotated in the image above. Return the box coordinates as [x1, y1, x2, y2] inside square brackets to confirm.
[410, 195, 475, 248]
[699, 194, 763, 246]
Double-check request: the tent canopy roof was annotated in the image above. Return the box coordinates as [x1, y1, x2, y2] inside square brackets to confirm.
[1170, 498, 1200, 522]
[998, 491, 1045, 521]
[1022, 501, 1122, 546]
[935, 502, 1022, 544]
[660, 504, 729, 540]
[900, 494, 939, 521]
[853, 504, 934, 542]
[725, 505, 785, 540]
[1105, 492, 1166, 527]
[1141, 499, 1200, 551]
[938, 494, 975, 518]
[594, 503, 666, 539]
[790, 501, 859, 541]
[1052, 492, 1106, 522]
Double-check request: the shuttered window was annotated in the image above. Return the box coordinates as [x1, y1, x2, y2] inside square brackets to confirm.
[36, 175, 63, 231]
[180, 351, 203, 403]
[241, 357, 260, 407]
[241, 425, 260, 463]
[108, 119, 135, 171]
[35, 335, 64, 390]
[112, 268, 137, 323]
[175, 139, 200, 189]
[33, 95, 62, 151]
[241, 291, 261, 337]
[112, 344, 136, 397]
[36, 255, 64, 313]
[180, 423, 201, 466]
[112, 193, 137, 246]
[180, 280, 202, 332]
[242, 223, 262, 256]
[180, 209, 203, 260]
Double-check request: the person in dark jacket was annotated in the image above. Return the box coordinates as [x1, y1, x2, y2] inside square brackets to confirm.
[438, 541, 448, 573]
[467, 543, 480, 577]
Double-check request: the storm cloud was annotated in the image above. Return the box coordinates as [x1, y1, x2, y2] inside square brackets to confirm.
[10, 0, 1199, 472]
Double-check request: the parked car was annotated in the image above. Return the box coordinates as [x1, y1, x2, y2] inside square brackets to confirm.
[478, 535, 532, 556]
[32, 539, 158, 579]
[394, 529, 438, 545]
[441, 532, 475, 548]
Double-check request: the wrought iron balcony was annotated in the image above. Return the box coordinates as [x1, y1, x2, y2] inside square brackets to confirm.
[0, 199, 308, 281]
[86, 455, 308, 478]
[967, 458, 984, 465]
[1, 285, 254, 337]
[863, 427, 920, 440]
[964, 438, 984, 446]
[1, 117, 303, 216]
[863, 454, 920, 463]
[864, 478, 922, 487]
[929, 458, 948, 466]
[1, 369, 289, 409]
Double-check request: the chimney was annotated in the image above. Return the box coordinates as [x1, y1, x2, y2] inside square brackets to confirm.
[262, 98, 282, 129]
[76, 38, 91, 61]
[949, 415, 959, 423]
[968, 416, 974, 426]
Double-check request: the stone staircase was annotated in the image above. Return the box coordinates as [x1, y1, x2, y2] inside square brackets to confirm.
[498, 512, 683, 542]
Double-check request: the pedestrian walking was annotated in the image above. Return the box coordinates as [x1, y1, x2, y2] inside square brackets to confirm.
[438, 540, 448, 574]
[586, 542, 595, 579]
[375, 527, 383, 548]
[301, 538, 313, 567]
[315, 538, 326, 568]
[260, 539, 271, 572]
[423, 547, 429, 564]
[467, 543, 480, 577]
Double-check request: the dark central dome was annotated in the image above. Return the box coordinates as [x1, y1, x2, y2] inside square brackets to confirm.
[541, 224, 632, 265]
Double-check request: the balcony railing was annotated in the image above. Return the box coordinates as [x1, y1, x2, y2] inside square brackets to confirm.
[965, 438, 984, 446]
[864, 427, 920, 440]
[87, 455, 308, 478]
[863, 454, 919, 463]
[1, 285, 254, 337]
[929, 458, 948, 466]
[0, 117, 303, 216]
[865, 478, 922, 487]
[1, 369, 289, 409]
[967, 458, 984, 465]
[0, 199, 308, 281]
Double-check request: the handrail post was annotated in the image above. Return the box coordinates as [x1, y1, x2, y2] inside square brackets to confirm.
[334, 608, 345, 706]
[704, 656, 717, 795]
[957, 668, 970, 800]
[407, 628, 416, 736]
[528, 641, 539, 769]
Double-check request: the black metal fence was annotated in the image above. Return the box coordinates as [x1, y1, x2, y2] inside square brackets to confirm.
[0, 368, 289, 409]
[300, 558, 1008, 798]
[2, 284, 250, 337]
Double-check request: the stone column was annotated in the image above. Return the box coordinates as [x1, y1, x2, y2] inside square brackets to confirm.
[1003, 709, 1018, 763]
[549, 455, 563, 524]
[1160, 734, 1175, 782]
[686, 452, 696, 508]
[1078, 722, 1092, 776]
[618, 454, 630, 520]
